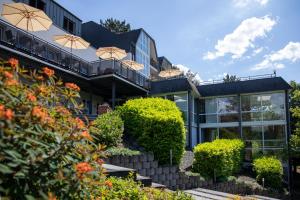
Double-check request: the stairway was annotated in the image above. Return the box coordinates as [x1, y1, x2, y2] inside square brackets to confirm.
[184, 188, 280, 200]
[103, 164, 165, 188]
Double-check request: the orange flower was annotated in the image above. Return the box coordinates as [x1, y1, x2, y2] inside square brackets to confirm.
[0, 104, 5, 119]
[32, 106, 48, 121]
[8, 58, 19, 68]
[43, 67, 55, 77]
[75, 162, 93, 174]
[55, 106, 71, 116]
[65, 83, 80, 91]
[4, 79, 18, 86]
[81, 130, 93, 141]
[5, 109, 14, 120]
[105, 180, 113, 188]
[0, 105, 14, 120]
[75, 117, 85, 129]
[27, 92, 37, 102]
[97, 158, 104, 165]
[4, 71, 13, 79]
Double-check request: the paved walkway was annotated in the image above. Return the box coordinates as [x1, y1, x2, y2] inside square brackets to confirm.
[184, 188, 280, 200]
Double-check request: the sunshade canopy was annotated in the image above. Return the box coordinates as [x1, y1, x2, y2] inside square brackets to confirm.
[1, 3, 52, 32]
[96, 47, 127, 60]
[158, 69, 182, 78]
[53, 34, 90, 50]
[122, 60, 144, 71]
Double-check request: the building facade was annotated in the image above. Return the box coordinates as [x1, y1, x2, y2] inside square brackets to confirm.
[0, 0, 292, 159]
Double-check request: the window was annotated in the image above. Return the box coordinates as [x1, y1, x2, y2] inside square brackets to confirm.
[63, 17, 75, 34]
[242, 126, 263, 148]
[29, 0, 45, 11]
[241, 93, 285, 122]
[263, 125, 285, 148]
[200, 96, 239, 123]
[219, 127, 240, 139]
[202, 128, 218, 142]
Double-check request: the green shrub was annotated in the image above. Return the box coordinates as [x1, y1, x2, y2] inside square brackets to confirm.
[90, 111, 124, 147]
[101, 176, 193, 200]
[193, 139, 244, 179]
[253, 156, 283, 188]
[106, 147, 141, 156]
[117, 98, 186, 165]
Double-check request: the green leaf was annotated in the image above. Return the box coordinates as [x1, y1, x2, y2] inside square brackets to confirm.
[0, 164, 13, 174]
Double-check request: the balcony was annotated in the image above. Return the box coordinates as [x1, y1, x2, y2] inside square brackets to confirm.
[0, 19, 150, 90]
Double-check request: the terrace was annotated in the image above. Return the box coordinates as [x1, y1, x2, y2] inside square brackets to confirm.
[0, 19, 150, 90]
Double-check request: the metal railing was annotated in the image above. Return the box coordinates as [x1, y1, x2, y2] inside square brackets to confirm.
[199, 73, 277, 85]
[0, 19, 150, 89]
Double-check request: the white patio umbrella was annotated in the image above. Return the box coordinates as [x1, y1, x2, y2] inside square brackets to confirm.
[1, 2, 52, 32]
[96, 47, 127, 60]
[122, 60, 144, 71]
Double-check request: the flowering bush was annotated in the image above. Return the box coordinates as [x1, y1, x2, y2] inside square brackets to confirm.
[0, 58, 106, 199]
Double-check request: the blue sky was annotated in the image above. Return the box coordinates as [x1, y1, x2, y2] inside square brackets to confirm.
[58, 0, 300, 82]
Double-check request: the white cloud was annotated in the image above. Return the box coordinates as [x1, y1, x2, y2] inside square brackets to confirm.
[173, 64, 203, 82]
[252, 42, 300, 70]
[232, 0, 269, 7]
[203, 16, 276, 60]
[252, 47, 264, 56]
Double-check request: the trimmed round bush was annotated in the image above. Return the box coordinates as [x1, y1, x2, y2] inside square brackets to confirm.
[89, 111, 124, 147]
[193, 139, 244, 179]
[253, 156, 283, 188]
[117, 97, 186, 165]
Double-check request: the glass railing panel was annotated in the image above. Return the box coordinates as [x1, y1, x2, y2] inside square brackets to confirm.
[47, 45, 61, 64]
[2, 27, 17, 46]
[114, 60, 121, 75]
[17, 31, 32, 53]
[100, 60, 114, 75]
[32, 37, 48, 58]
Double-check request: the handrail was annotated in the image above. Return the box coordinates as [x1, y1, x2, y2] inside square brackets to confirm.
[0, 19, 150, 89]
[199, 73, 277, 85]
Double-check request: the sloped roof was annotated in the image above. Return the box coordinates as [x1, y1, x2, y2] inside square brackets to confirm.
[197, 77, 291, 97]
[82, 21, 140, 52]
[150, 77, 200, 97]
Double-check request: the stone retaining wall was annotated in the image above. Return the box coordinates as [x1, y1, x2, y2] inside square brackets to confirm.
[104, 153, 211, 190]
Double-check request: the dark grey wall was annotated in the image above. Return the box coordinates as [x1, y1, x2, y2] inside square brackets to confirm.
[14, 0, 82, 35]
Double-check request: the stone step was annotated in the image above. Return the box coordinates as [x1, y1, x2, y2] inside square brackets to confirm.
[151, 182, 167, 189]
[194, 188, 237, 199]
[103, 164, 136, 178]
[136, 175, 152, 187]
[184, 189, 228, 200]
[246, 195, 280, 200]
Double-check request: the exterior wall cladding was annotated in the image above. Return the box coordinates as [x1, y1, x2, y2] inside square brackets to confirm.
[0, 0, 292, 159]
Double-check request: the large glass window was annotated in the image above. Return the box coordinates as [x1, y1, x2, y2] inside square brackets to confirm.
[263, 125, 285, 148]
[241, 93, 285, 122]
[219, 127, 240, 139]
[242, 126, 263, 148]
[202, 128, 218, 142]
[136, 31, 150, 77]
[200, 96, 239, 123]
[174, 94, 188, 122]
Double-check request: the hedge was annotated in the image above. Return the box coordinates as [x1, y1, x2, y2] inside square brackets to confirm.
[253, 156, 283, 188]
[117, 97, 186, 165]
[193, 139, 244, 179]
[89, 111, 124, 147]
[101, 176, 193, 200]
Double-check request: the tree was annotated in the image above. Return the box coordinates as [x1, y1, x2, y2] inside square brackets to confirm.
[290, 81, 300, 157]
[100, 18, 131, 33]
[223, 74, 240, 82]
[185, 70, 201, 86]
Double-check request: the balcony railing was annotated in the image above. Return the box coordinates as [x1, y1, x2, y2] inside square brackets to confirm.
[0, 19, 150, 90]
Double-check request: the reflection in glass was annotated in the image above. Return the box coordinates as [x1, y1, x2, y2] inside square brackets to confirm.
[202, 128, 218, 142]
[217, 97, 238, 113]
[219, 127, 240, 139]
[263, 125, 285, 148]
[219, 113, 239, 123]
[242, 126, 263, 148]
